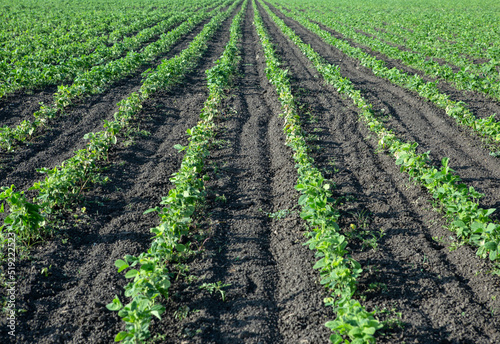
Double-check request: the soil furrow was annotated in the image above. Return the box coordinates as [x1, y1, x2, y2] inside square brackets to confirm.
[284, 5, 500, 121]
[0, 10, 200, 126]
[0, 6, 239, 343]
[256, 2, 500, 343]
[0, 87, 58, 127]
[256, 1, 500, 343]
[152, 4, 333, 343]
[0, 15, 218, 194]
[264, 2, 500, 216]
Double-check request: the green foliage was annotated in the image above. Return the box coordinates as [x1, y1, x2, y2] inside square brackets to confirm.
[0, 0, 241, 262]
[0, 0, 224, 97]
[0, 185, 47, 253]
[254, 2, 382, 342]
[262, 0, 500, 265]
[270, 0, 500, 152]
[107, 1, 247, 341]
[0, 0, 226, 152]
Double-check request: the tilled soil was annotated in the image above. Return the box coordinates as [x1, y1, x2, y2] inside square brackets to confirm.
[0, 14, 216, 193]
[1, 1, 500, 344]
[0, 5, 239, 343]
[259, 1, 500, 343]
[151, 4, 333, 343]
[277, 4, 500, 122]
[265, 2, 500, 217]
[0, 7, 202, 127]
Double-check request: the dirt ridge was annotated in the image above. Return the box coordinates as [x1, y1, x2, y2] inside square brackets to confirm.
[257, 2, 500, 342]
[0, 5, 239, 343]
[0, 15, 219, 194]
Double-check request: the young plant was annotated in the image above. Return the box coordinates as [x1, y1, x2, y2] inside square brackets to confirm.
[199, 281, 231, 302]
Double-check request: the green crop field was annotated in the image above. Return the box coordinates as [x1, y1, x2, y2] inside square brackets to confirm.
[0, 0, 499, 343]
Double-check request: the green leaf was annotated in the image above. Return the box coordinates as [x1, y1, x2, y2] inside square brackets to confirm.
[114, 331, 128, 342]
[151, 310, 162, 320]
[106, 296, 123, 311]
[313, 258, 326, 269]
[485, 208, 496, 217]
[175, 244, 186, 252]
[485, 241, 498, 251]
[329, 334, 343, 344]
[115, 259, 129, 273]
[143, 207, 158, 215]
[363, 327, 376, 335]
[471, 221, 485, 233]
[173, 144, 186, 151]
[140, 263, 155, 272]
[124, 269, 139, 278]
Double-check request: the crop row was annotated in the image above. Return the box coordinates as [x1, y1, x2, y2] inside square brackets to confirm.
[280, 0, 500, 103]
[0, 0, 223, 97]
[1, 5, 177, 68]
[269, 1, 500, 151]
[0, 0, 227, 152]
[0, 0, 238, 262]
[260, 0, 500, 264]
[107, 1, 246, 342]
[300, 0, 500, 62]
[328, 9, 500, 85]
[0, 0, 188, 54]
[254, 1, 382, 343]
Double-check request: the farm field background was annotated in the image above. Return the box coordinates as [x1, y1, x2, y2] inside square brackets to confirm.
[0, 0, 500, 343]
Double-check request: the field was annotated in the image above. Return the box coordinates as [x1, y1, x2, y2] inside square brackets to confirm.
[1, 0, 500, 342]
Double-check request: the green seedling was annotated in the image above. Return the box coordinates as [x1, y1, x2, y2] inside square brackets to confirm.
[40, 265, 52, 277]
[199, 281, 231, 302]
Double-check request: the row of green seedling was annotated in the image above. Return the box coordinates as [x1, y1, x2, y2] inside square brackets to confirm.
[254, 1, 382, 343]
[1, 4, 177, 68]
[0, 0, 219, 96]
[0, 0, 228, 152]
[1, 10, 183, 93]
[260, 0, 500, 263]
[329, 3, 499, 62]
[106, 1, 246, 342]
[0, 5, 158, 62]
[269, 0, 500, 151]
[0, 0, 203, 58]
[295, 0, 498, 63]
[305, 1, 500, 86]
[0, 0, 239, 263]
[333, 9, 500, 85]
[303, 2, 500, 101]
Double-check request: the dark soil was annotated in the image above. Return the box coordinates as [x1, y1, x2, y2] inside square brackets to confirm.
[0, 5, 239, 343]
[0, 15, 217, 194]
[261, 2, 500, 343]
[280, 4, 500, 122]
[150, 4, 333, 343]
[1, 1, 500, 344]
[0, 7, 203, 119]
[265, 1, 500, 216]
